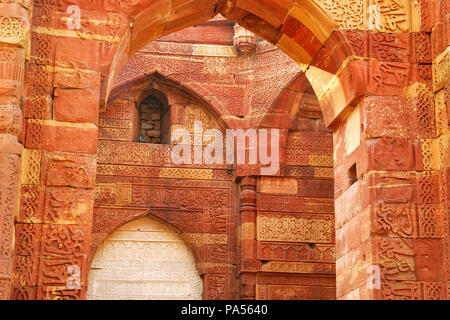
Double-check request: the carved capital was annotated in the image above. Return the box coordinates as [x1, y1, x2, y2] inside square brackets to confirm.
[239, 176, 257, 209]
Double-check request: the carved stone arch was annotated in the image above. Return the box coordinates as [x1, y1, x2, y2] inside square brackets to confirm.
[99, 0, 344, 116]
[107, 71, 231, 130]
[102, 3, 318, 129]
[119, 0, 339, 63]
[94, 0, 422, 126]
[259, 72, 326, 159]
[6, 0, 439, 302]
[88, 214, 204, 300]
[90, 209, 206, 273]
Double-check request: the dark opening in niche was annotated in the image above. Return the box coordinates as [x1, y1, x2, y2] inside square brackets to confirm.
[137, 95, 171, 144]
[349, 163, 358, 186]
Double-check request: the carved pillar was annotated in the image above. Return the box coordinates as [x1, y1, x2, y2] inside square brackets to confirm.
[0, 132, 22, 300]
[328, 31, 449, 299]
[11, 3, 100, 300]
[429, 0, 450, 300]
[237, 176, 259, 299]
[0, 1, 30, 299]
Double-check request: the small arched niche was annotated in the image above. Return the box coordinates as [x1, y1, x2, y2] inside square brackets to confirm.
[136, 91, 171, 144]
[87, 216, 203, 300]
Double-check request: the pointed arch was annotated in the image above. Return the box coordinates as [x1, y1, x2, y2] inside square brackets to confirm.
[108, 71, 232, 129]
[88, 215, 203, 300]
[97, 0, 343, 118]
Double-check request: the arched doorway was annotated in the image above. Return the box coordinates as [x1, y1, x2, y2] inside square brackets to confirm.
[87, 216, 203, 300]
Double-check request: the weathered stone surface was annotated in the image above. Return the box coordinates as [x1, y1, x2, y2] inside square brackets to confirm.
[3, 0, 446, 302]
[53, 88, 100, 124]
[88, 217, 203, 300]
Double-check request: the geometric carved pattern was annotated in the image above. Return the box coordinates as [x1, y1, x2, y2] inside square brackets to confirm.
[131, 185, 229, 209]
[272, 285, 336, 300]
[159, 168, 213, 180]
[421, 139, 434, 171]
[318, 0, 365, 29]
[285, 131, 333, 166]
[416, 97, 435, 138]
[259, 177, 298, 195]
[257, 242, 335, 262]
[13, 255, 38, 287]
[417, 205, 443, 238]
[0, 279, 8, 300]
[19, 185, 45, 224]
[97, 141, 163, 166]
[261, 261, 335, 274]
[435, 90, 449, 137]
[0, 16, 27, 40]
[257, 213, 334, 243]
[21, 149, 41, 185]
[433, 49, 449, 92]
[0, 153, 19, 260]
[0, 103, 22, 136]
[87, 217, 203, 300]
[15, 223, 41, 257]
[417, 173, 439, 203]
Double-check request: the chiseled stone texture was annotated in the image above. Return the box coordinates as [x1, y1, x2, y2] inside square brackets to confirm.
[93, 21, 336, 300]
[88, 217, 203, 300]
[5, 0, 446, 301]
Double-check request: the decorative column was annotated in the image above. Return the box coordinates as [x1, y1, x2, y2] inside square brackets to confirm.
[317, 27, 449, 299]
[0, 1, 30, 299]
[9, 2, 114, 300]
[237, 176, 259, 299]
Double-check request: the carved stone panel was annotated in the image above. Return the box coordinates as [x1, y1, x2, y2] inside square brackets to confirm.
[87, 216, 203, 300]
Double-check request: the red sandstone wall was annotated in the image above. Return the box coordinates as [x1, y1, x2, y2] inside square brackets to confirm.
[91, 23, 336, 300]
[94, 79, 237, 299]
[253, 85, 335, 300]
[7, 1, 446, 301]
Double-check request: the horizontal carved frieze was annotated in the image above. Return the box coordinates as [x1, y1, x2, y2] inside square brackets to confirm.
[261, 261, 335, 274]
[257, 213, 334, 244]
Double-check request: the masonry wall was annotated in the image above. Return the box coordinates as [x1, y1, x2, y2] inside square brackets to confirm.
[91, 21, 336, 300]
[2, 0, 447, 301]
